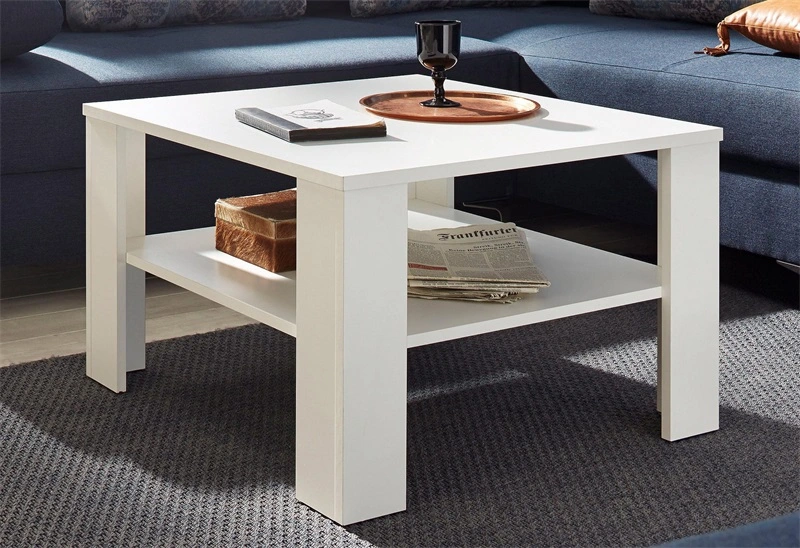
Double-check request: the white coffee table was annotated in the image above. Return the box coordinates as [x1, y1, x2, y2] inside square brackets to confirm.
[84, 74, 722, 525]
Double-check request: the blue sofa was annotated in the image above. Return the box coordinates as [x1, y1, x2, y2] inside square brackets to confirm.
[1, 0, 798, 274]
[659, 510, 800, 547]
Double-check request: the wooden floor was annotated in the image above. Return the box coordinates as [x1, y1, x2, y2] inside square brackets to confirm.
[0, 277, 255, 368]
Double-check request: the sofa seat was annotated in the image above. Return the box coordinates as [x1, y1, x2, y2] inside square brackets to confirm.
[361, 6, 799, 264]
[1, 16, 519, 176]
[501, 7, 799, 264]
[364, 6, 799, 171]
[1, 4, 796, 269]
[0, 14, 519, 266]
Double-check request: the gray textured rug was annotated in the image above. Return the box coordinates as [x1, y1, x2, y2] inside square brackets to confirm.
[1, 285, 798, 547]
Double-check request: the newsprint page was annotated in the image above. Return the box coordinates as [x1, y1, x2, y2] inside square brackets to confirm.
[407, 222, 550, 303]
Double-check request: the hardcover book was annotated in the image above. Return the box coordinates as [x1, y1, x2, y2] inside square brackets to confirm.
[235, 99, 386, 142]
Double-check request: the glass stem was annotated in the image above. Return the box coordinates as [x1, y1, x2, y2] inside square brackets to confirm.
[432, 69, 447, 103]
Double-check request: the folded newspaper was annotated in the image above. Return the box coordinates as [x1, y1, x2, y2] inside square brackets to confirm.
[408, 222, 550, 303]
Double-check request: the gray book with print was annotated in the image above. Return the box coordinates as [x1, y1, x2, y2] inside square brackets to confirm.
[235, 100, 386, 143]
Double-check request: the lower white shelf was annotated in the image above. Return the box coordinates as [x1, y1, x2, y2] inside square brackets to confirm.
[127, 200, 662, 347]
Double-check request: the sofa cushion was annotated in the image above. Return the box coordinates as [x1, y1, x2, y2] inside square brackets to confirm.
[0, 16, 519, 175]
[65, 0, 306, 32]
[409, 5, 798, 170]
[349, 0, 544, 18]
[0, 0, 63, 60]
[514, 153, 800, 264]
[0, 153, 295, 266]
[306, 0, 351, 17]
[589, 0, 760, 25]
[701, 0, 800, 56]
[659, 511, 800, 547]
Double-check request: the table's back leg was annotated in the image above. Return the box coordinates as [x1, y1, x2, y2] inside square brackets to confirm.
[410, 177, 455, 207]
[657, 142, 720, 441]
[85, 119, 146, 393]
[295, 179, 408, 525]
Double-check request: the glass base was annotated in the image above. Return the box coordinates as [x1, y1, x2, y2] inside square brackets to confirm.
[420, 98, 461, 108]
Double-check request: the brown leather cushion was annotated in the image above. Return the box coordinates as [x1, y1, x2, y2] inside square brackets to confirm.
[702, 0, 800, 55]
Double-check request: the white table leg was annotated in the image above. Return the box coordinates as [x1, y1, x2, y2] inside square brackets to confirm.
[86, 118, 146, 393]
[295, 179, 408, 525]
[410, 177, 455, 207]
[657, 142, 719, 441]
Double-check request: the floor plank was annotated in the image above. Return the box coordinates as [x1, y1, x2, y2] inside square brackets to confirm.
[0, 331, 86, 367]
[0, 280, 255, 367]
[0, 305, 256, 368]
[0, 277, 188, 320]
[0, 282, 226, 343]
[144, 307, 256, 342]
[0, 307, 85, 345]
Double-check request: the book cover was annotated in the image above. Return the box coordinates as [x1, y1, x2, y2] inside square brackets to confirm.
[235, 99, 386, 142]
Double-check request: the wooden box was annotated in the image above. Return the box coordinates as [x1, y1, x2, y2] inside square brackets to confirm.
[214, 189, 296, 272]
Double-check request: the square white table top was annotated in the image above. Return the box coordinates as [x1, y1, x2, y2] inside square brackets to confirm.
[83, 74, 722, 191]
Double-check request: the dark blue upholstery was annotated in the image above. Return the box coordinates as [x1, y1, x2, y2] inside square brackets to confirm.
[346, 5, 800, 264]
[0, 5, 797, 269]
[0, 0, 63, 60]
[513, 154, 800, 264]
[658, 511, 800, 547]
[0, 150, 294, 266]
[514, 13, 800, 262]
[515, 23, 799, 170]
[363, 6, 799, 169]
[0, 17, 518, 175]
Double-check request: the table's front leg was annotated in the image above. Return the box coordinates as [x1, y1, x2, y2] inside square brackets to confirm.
[657, 142, 720, 441]
[295, 179, 408, 525]
[85, 118, 146, 393]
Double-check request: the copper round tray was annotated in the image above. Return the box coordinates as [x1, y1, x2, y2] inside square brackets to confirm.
[359, 90, 540, 123]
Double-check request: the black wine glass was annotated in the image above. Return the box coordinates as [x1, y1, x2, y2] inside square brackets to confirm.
[415, 20, 461, 108]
